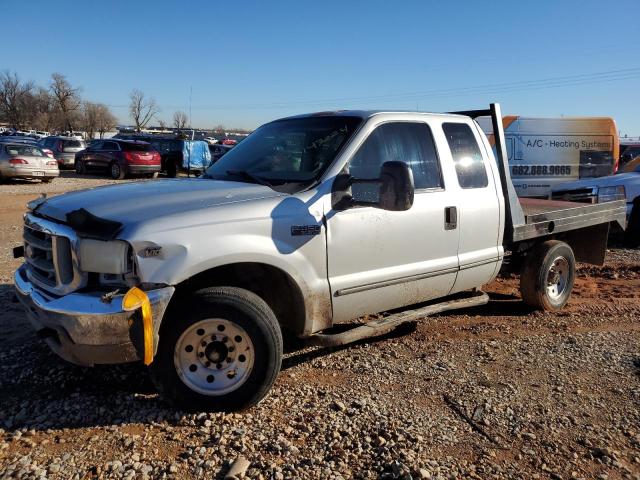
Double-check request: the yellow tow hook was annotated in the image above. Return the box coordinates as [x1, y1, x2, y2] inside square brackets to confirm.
[123, 287, 154, 366]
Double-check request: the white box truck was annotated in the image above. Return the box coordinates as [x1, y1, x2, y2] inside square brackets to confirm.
[477, 115, 619, 198]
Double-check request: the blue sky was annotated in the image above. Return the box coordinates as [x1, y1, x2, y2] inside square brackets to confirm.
[3, 0, 640, 134]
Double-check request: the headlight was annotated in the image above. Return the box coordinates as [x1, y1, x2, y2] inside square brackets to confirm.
[78, 239, 130, 274]
[597, 185, 625, 203]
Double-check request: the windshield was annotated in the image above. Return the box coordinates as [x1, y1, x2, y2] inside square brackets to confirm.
[151, 139, 182, 153]
[204, 116, 362, 191]
[63, 139, 84, 148]
[122, 142, 152, 152]
[6, 145, 45, 156]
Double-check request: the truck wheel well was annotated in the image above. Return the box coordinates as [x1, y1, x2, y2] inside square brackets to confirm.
[172, 263, 306, 337]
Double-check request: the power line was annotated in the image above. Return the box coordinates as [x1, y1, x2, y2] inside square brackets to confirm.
[103, 66, 640, 111]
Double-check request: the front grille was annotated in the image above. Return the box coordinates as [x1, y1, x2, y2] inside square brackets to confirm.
[23, 214, 86, 295]
[23, 226, 57, 286]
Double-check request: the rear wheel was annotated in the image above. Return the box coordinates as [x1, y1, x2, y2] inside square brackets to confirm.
[75, 160, 85, 175]
[150, 287, 282, 411]
[110, 161, 126, 180]
[520, 240, 575, 311]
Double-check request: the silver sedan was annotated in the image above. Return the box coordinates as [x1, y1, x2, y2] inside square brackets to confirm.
[0, 143, 59, 182]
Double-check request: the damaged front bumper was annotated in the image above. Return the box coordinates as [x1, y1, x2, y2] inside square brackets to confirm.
[14, 264, 174, 366]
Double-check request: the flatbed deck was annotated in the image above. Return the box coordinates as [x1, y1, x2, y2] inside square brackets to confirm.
[511, 198, 626, 242]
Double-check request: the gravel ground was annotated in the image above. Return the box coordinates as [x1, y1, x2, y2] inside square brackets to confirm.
[0, 171, 137, 196]
[0, 174, 639, 479]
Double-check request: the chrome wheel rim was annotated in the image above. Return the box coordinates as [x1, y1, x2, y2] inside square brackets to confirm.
[546, 256, 569, 300]
[174, 318, 255, 396]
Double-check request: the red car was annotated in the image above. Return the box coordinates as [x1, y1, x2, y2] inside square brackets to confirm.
[74, 139, 161, 179]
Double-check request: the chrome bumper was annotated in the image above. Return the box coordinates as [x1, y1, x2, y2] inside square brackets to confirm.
[14, 264, 174, 366]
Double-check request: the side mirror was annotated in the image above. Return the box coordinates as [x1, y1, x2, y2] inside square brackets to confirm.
[331, 160, 415, 211]
[378, 161, 415, 211]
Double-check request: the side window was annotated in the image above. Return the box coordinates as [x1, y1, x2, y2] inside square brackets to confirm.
[102, 141, 115, 151]
[442, 122, 488, 189]
[349, 122, 442, 202]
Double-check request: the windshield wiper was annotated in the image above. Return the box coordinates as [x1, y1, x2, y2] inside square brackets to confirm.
[225, 169, 273, 187]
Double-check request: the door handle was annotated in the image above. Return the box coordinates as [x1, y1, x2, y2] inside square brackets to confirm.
[444, 206, 457, 230]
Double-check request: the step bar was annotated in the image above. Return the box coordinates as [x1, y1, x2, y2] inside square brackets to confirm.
[308, 291, 489, 347]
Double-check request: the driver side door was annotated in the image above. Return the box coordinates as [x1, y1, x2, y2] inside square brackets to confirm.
[326, 120, 460, 322]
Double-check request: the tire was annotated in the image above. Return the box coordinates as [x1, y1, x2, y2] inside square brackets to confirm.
[75, 159, 85, 175]
[520, 240, 576, 311]
[166, 161, 178, 178]
[110, 161, 126, 180]
[624, 200, 640, 247]
[150, 287, 283, 411]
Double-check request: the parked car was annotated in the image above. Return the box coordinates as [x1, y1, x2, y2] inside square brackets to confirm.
[74, 138, 161, 179]
[13, 103, 625, 411]
[39, 136, 86, 169]
[209, 144, 233, 164]
[618, 142, 640, 172]
[114, 135, 211, 177]
[0, 136, 39, 145]
[0, 142, 59, 182]
[551, 167, 640, 245]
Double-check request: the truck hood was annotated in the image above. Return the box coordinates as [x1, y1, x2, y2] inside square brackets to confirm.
[36, 178, 285, 225]
[552, 172, 640, 191]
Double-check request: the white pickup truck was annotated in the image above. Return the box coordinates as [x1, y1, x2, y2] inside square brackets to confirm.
[14, 104, 626, 411]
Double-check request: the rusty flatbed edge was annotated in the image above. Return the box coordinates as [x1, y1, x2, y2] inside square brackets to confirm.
[510, 198, 627, 243]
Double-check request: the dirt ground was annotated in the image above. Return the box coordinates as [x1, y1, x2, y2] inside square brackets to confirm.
[0, 175, 639, 479]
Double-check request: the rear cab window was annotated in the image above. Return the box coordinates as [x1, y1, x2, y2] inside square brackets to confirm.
[442, 122, 488, 189]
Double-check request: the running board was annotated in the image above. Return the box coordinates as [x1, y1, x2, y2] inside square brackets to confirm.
[308, 291, 489, 347]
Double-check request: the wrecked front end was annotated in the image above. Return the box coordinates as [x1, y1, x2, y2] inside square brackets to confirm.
[14, 209, 174, 367]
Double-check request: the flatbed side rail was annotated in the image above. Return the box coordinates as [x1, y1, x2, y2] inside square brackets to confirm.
[513, 198, 626, 242]
[450, 103, 526, 242]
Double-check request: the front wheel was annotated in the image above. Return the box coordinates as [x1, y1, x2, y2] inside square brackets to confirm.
[110, 161, 126, 180]
[75, 159, 85, 175]
[520, 240, 576, 311]
[150, 287, 283, 411]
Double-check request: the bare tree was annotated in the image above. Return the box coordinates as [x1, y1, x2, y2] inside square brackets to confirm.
[212, 123, 226, 135]
[30, 87, 55, 132]
[95, 104, 117, 138]
[158, 119, 167, 130]
[129, 89, 158, 131]
[81, 102, 100, 139]
[49, 73, 81, 132]
[173, 111, 188, 130]
[0, 71, 35, 129]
